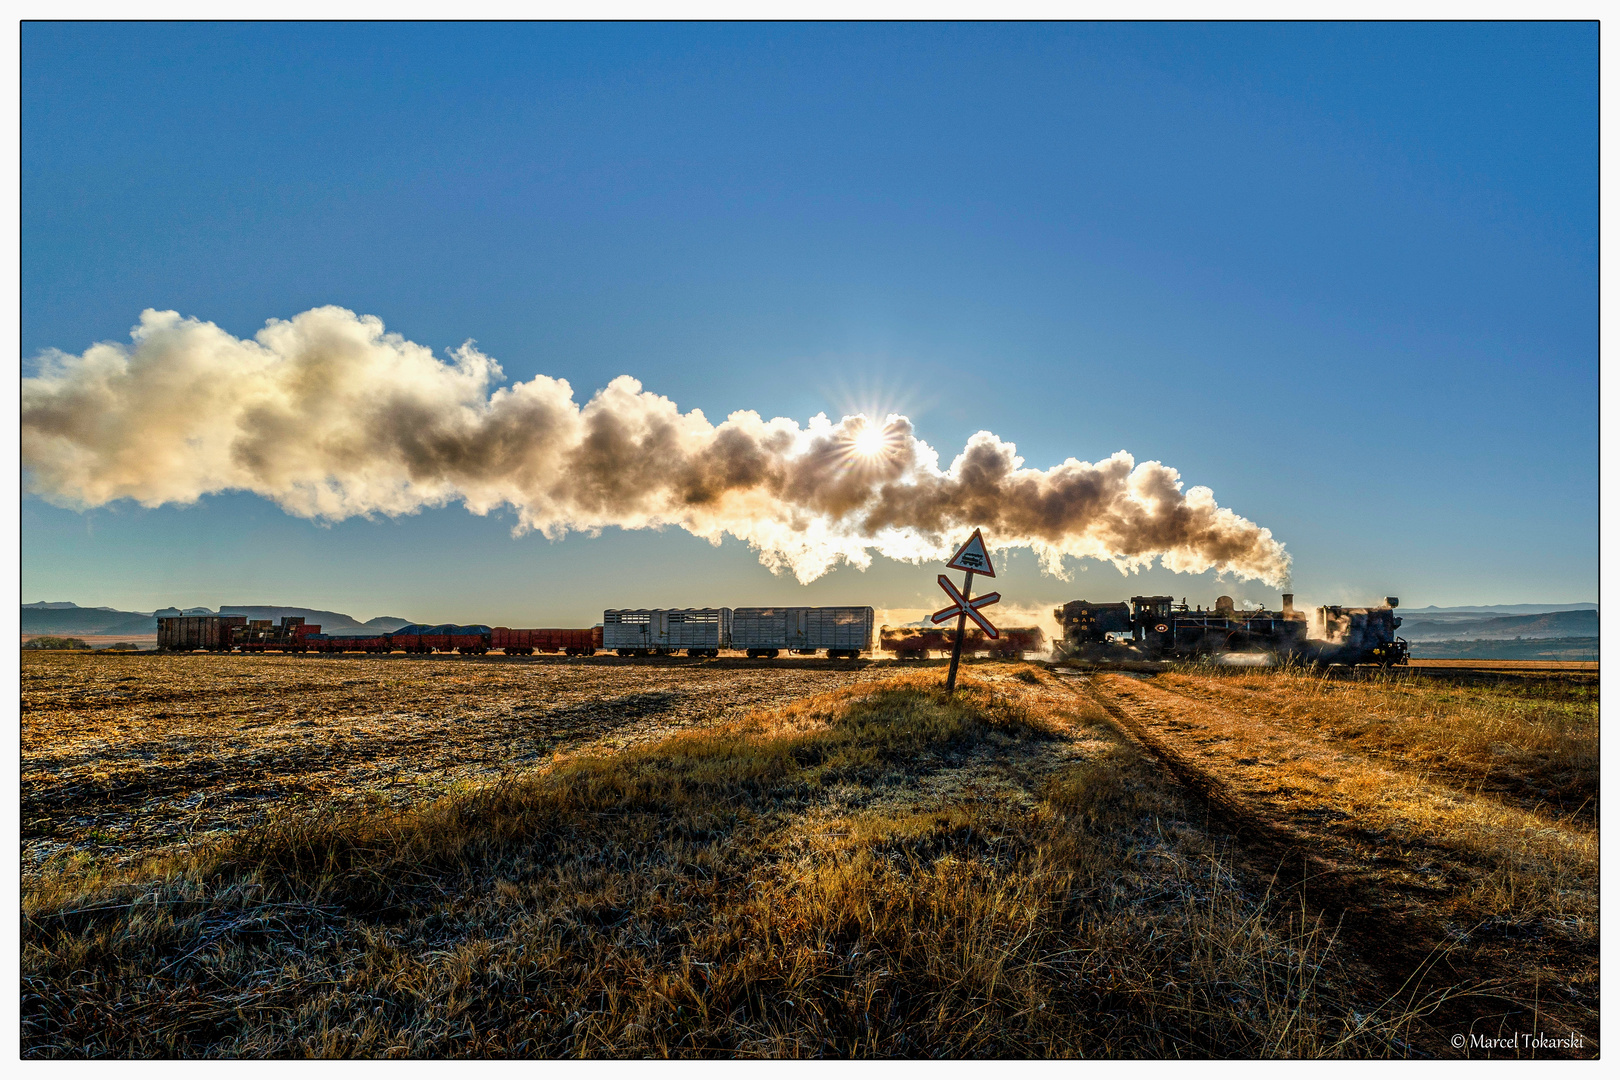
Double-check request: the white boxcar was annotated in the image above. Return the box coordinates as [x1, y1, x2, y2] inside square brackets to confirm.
[730, 606, 874, 658]
[602, 608, 732, 656]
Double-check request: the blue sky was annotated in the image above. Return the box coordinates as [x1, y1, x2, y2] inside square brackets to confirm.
[21, 21, 1597, 624]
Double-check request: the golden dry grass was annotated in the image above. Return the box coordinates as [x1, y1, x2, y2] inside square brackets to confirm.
[1084, 667, 1598, 1053]
[1161, 664, 1597, 819]
[21, 661, 1432, 1058]
[22, 652, 892, 875]
[1407, 659, 1597, 672]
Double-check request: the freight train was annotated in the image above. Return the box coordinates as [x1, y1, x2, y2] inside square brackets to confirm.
[156, 592, 1408, 667]
[156, 607, 876, 659]
[1054, 593, 1408, 666]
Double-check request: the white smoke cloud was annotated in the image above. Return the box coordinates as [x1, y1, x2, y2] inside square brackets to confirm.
[21, 306, 1293, 586]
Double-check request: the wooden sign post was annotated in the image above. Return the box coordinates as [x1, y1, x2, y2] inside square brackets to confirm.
[932, 529, 1001, 694]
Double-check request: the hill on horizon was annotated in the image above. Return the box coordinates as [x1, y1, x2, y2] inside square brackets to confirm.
[20, 601, 1600, 642]
[1396, 610, 1598, 641]
[20, 602, 414, 636]
[1400, 602, 1597, 614]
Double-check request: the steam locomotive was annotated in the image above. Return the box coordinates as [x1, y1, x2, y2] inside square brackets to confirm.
[1054, 593, 1408, 666]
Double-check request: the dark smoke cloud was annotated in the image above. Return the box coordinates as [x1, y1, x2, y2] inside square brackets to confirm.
[21, 306, 1292, 585]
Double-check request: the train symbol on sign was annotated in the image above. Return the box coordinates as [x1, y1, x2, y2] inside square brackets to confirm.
[945, 529, 996, 578]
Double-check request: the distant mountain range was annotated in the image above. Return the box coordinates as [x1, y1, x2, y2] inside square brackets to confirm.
[1398, 603, 1596, 614]
[22, 600, 1601, 645]
[1396, 609, 1598, 641]
[21, 605, 160, 636]
[21, 602, 412, 636]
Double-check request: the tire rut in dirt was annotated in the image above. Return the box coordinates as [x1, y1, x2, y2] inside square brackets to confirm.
[1147, 676, 1598, 828]
[1052, 671, 1495, 1044]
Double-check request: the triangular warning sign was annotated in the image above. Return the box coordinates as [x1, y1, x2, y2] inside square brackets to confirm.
[945, 528, 996, 577]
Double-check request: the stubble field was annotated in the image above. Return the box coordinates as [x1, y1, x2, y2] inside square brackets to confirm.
[20, 652, 1599, 1058]
[22, 653, 892, 874]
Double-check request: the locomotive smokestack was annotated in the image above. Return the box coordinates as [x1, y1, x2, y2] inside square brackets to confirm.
[22, 305, 1296, 586]
[1282, 593, 1295, 615]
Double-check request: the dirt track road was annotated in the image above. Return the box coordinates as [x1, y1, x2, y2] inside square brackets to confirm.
[1055, 669, 1598, 1056]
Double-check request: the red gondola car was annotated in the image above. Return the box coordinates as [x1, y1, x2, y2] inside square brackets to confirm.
[491, 626, 602, 656]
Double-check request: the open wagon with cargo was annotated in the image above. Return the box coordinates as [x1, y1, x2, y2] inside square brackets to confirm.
[233, 617, 321, 653]
[307, 633, 392, 654]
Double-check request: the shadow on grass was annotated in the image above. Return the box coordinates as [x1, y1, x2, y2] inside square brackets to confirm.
[23, 672, 1431, 1058]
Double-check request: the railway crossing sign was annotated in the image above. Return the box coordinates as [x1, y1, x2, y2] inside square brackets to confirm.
[932, 575, 1001, 637]
[945, 528, 996, 577]
[938, 529, 1001, 694]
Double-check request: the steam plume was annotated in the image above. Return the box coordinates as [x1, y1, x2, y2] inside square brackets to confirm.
[21, 306, 1292, 586]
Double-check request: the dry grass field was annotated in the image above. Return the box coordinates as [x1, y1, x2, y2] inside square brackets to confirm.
[22, 653, 891, 874]
[1406, 658, 1598, 673]
[20, 653, 1598, 1058]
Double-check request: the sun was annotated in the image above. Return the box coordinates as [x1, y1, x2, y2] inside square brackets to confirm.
[852, 426, 888, 459]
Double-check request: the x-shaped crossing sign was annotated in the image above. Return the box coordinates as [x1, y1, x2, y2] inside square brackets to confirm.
[931, 574, 1001, 638]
